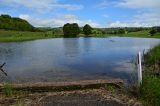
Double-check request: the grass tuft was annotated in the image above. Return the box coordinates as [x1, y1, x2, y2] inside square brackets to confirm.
[140, 75, 160, 106]
[2, 83, 14, 96]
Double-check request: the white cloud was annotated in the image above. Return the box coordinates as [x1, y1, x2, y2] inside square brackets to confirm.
[1, 0, 83, 13]
[19, 14, 100, 27]
[19, 14, 30, 20]
[108, 21, 144, 27]
[0, 11, 5, 15]
[94, 0, 115, 9]
[103, 14, 109, 18]
[107, 11, 160, 27]
[97, 0, 160, 27]
[133, 12, 160, 26]
[117, 0, 160, 9]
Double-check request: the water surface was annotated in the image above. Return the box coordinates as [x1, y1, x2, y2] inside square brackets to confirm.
[0, 37, 160, 84]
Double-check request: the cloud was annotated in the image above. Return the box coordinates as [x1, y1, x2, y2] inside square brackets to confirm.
[133, 12, 160, 26]
[19, 14, 100, 27]
[0, 0, 83, 13]
[117, 0, 160, 9]
[107, 11, 160, 27]
[95, 1, 113, 9]
[96, 0, 160, 10]
[103, 14, 109, 18]
[96, 0, 160, 27]
[0, 10, 5, 15]
[108, 21, 143, 27]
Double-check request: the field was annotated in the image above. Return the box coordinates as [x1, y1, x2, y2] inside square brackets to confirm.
[102, 30, 160, 38]
[0, 30, 160, 42]
[0, 30, 62, 42]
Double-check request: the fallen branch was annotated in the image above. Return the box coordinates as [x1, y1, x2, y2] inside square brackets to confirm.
[0, 63, 7, 76]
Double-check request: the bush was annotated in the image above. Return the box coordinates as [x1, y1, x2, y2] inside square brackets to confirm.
[149, 29, 156, 36]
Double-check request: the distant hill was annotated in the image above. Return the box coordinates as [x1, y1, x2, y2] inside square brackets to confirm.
[0, 14, 34, 31]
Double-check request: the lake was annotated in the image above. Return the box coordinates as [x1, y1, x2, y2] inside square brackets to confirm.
[0, 37, 160, 84]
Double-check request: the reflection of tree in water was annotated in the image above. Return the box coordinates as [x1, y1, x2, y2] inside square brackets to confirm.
[82, 38, 92, 53]
[62, 38, 80, 57]
[0, 45, 13, 64]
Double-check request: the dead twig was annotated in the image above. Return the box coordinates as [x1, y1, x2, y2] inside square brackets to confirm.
[0, 62, 7, 76]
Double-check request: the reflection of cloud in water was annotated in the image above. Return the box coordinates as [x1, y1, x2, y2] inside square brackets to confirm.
[110, 60, 136, 73]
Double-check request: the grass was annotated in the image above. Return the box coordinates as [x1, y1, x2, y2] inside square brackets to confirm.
[0, 30, 62, 42]
[140, 75, 160, 106]
[139, 45, 160, 106]
[144, 44, 160, 65]
[2, 83, 14, 96]
[0, 30, 160, 42]
[12, 100, 26, 106]
[95, 30, 160, 38]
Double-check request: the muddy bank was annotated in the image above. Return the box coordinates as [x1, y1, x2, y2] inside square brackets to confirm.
[0, 79, 143, 106]
[0, 79, 123, 93]
[0, 89, 142, 106]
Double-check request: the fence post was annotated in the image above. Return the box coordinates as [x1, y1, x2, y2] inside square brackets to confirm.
[137, 51, 142, 86]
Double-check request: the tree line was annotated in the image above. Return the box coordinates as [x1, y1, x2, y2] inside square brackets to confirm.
[63, 23, 92, 37]
[0, 14, 159, 37]
[0, 14, 34, 31]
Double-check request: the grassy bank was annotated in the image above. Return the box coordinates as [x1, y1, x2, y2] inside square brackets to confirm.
[0, 30, 62, 42]
[0, 30, 160, 42]
[139, 45, 160, 106]
[98, 30, 160, 38]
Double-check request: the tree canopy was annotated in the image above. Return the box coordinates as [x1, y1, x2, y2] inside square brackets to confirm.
[83, 24, 92, 36]
[63, 23, 80, 38]
[149, 29, 156, 36]
[0, 14, 34, 31]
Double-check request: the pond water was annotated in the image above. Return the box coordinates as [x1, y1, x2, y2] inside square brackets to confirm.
[0, 37, 160, 84]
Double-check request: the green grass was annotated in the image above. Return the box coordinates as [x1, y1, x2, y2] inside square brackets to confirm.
[139, 45, 160, 106]
[94, 30, 160, 38]
[2, 83, 14, 96]
[0, 30, 160, 42]
[140, 75, 160, 106]
[12, 100, 25, 106]
[144, 45, 160, 65]
[0, 30, 62, 42]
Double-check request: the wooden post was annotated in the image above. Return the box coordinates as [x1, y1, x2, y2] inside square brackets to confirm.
[137, 52, 142, 86]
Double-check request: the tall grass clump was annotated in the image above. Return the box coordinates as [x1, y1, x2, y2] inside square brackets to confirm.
[140, 74, 160, 106]
[144, 45, 160, 65]
[139, 44, 160, 106]
[2, 83, 14, 96]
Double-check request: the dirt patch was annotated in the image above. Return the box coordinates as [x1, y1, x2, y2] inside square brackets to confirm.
[0, 89, 142, 106]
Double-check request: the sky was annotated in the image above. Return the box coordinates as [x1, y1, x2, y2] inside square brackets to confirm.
[0, 0, 160, 28]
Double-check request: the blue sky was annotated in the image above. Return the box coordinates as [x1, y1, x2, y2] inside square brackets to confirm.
[0, 0, 160, 27]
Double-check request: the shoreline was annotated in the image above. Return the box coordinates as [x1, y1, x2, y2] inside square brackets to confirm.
[0, 79, 143, 106]
[0, 30, 160, 42]
[0, 79, 123, 93]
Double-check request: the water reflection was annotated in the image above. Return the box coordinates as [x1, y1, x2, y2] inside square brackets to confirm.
[62, 38, 80, 57]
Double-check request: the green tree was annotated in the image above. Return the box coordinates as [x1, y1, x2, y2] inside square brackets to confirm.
[0, 14, 34, 31]
[83, 24, 92, 36]
[118, 28, 125, 34]
[63, 23, 80, 38]
[149, 29, 156, 36]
